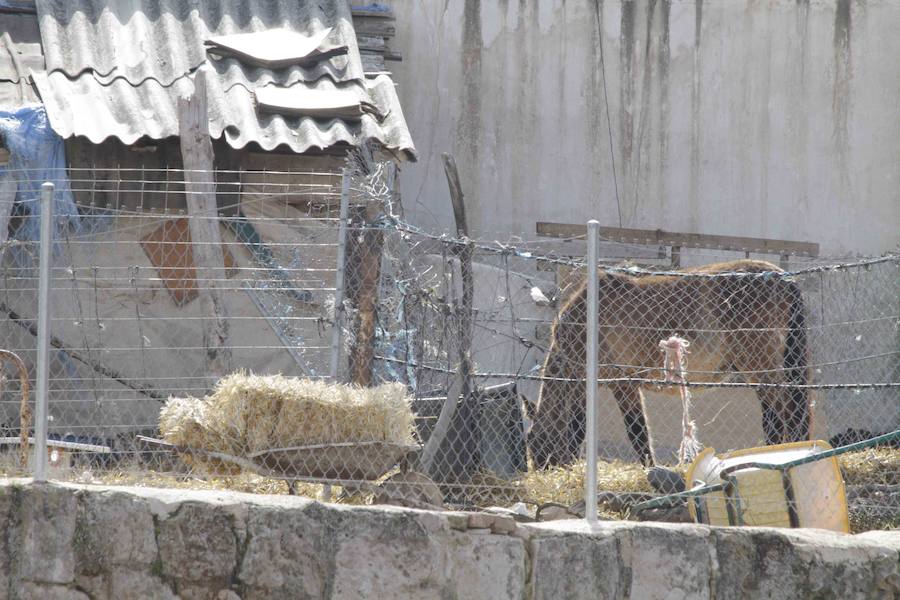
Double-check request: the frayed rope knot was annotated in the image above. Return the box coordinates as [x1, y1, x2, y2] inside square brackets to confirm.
[659, 335, 702, 465]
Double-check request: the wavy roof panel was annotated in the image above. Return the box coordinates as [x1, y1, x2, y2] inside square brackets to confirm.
[35, 0, 362, 85]
[33, 65, 416, 160]
[30, 0, 415, 159]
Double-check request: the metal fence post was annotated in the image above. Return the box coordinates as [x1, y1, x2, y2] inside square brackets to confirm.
[329, 169, 351, 382]
[585, 220, 600, 524]
[323, 169, 352, 502]
[33, 182, 54, 482]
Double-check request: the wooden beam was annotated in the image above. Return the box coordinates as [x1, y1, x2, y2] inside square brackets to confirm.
[346, 204, 384, 387]
[0, 301, 167, 401]
[420, 154, 478, 481]
[670, 245, 681, 268]
[351, 7, 396, 20]
[0, 170, 17, 245]
[353, 20, 396, 38]
[177, 69, 233, 379]
[536, 222, 819, 258]
[443, 154, 468, 238]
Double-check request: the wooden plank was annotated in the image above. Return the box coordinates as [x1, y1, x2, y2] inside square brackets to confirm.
[536, 222, 819, 257]
[139, 218, 237, 306]
[420, 153, 478, 480]
[360, 52, 386, 73]
[0, 170, 17, 245]
[444, 154, 468, 239]
[353, 20, 396, 37]
[351, 7, 396, 20]
[177, 69, 233, 378]
[670, 245, 681, 268]
[356, 35, 386, 51]
[0, 300, 167, 401]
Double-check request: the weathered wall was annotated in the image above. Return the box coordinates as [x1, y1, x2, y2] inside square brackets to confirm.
[389, 0, 900, 256]
[0, 481, 897, 600]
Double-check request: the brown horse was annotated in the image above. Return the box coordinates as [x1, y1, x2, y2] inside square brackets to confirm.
[527, 260, 810, 468]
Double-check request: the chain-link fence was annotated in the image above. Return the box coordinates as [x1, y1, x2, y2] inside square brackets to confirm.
[0, 165, 344, 472]
[368, 214, 897, 528]
[0, 162, 897, 532]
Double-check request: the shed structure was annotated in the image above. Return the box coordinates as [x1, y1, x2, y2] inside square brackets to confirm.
[0, 1, 415, 443]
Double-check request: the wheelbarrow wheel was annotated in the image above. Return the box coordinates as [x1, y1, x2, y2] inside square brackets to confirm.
[373, 471, 443, 509]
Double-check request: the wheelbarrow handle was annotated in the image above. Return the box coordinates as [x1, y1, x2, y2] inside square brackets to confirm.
[629, 481, 729, 513]
[135, 436, 260, 473]
[783, 430, 900, 466]
[718, 429, 900, 478]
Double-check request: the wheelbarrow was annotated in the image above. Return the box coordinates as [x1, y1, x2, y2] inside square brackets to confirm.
[136, 436, 444, 509]
[630, 430, 899, 533]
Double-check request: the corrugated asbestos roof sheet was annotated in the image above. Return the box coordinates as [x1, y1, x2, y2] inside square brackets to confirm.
[36, 0, 362, 86]
[0, 12, 43, 108]
[33, 67, 415, 158]
[31, 0, 415, 159]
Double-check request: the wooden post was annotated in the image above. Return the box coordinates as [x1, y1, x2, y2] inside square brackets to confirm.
[671, 245, 682, 268]
[347, 201, 385, 387]
[0, 171, 16, 245]
[419, 153, 478, 480]
[178, 69, 233, 378]
[443, 153, 475, 411]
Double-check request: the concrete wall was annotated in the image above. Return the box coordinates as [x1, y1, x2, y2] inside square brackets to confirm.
[0, 481, 897, 599]
[389, 0, 900, 256]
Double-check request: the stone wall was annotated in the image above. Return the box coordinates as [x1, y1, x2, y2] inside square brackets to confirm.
[0, 481, 896, 600]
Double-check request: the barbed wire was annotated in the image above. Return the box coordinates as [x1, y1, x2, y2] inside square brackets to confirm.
[374, 212, 897, 270]
[372, 353, 900, 388]
[0, 167, 893, 527]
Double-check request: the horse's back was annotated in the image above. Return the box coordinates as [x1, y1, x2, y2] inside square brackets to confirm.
[597, 260, 793, 386]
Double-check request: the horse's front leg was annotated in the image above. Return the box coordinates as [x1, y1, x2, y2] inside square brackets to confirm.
[756, 387, 783, 445]
[756, 386, 810, 445]
[611, 384, 654, 465]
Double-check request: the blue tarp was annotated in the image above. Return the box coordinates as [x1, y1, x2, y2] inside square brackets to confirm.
[0, 1, 35, 13]
[0, 103, 79, 244]
[352, 3, 392, 15]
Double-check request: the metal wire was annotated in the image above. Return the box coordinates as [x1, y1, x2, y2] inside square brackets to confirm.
[0, 167, 893, 532]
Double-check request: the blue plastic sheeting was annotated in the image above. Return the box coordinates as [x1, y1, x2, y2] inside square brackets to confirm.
[353, 3, 391, 14]
[0, 103, 79, 245]
[0, 1, 35, 13]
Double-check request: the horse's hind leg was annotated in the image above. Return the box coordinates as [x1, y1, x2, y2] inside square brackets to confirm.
[611, 384, 653, 465]
[783, 387, 810, 442]
[568, 394, 587, 464]
[756, 386, 809, 445]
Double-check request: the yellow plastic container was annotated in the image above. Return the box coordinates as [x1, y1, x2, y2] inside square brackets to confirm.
[684, 440, 850, 533]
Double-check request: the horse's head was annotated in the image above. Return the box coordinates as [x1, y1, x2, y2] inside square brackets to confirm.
[525, 390, 555, 469]
[526, 321, 587, 470]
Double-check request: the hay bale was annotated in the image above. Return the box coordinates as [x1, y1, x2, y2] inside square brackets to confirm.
[158, 396, 210, 449]
[157, 395, 240, 474]
[159, 374, 416, 461]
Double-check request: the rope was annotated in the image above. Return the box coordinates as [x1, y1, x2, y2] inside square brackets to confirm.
[659, 336, 702, 465]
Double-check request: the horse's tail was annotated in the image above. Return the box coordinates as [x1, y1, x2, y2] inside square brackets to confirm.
[783, 280, 811, 441]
